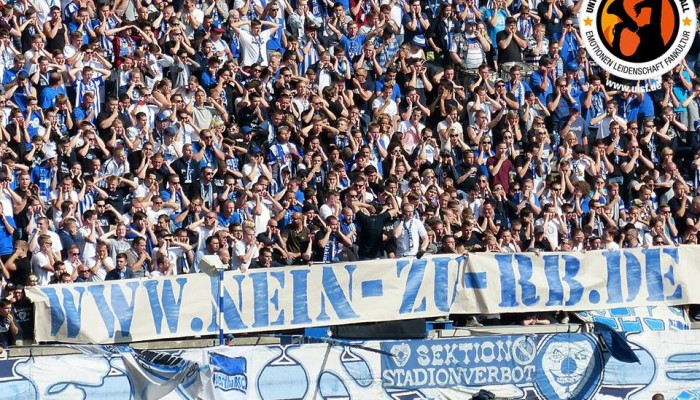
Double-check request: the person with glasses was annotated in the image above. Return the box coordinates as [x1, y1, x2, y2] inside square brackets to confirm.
[29, 217, 62, 260]
[63, 244, 84, 279]
[545, 77, 579, 137]
[280, 212, 313, 264]
[73, 267, 93, 283]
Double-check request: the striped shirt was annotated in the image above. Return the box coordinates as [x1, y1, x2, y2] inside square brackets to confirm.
[75, 77, 103, 115]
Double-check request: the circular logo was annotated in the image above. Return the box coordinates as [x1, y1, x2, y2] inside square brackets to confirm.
[580, 0, 696, 80]
[534, 334, 604, 399]
[511, 336, 537, 366]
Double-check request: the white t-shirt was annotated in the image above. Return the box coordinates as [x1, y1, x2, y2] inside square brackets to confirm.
[87, 255, 114, 281]
[146, 207, 174, 225]
[238, 29, 273, 67]
[393, 218, 427, 257]
[231, 240, 259, 272]
[31, 252, 52, 285]
[77, 226, 97, 262]
[247, 199, 272, 235]
[49, 189, 79, 204]
[371, 97, 398, 118]
[195, 225, 216, 251]
[31, 230, 62, 255]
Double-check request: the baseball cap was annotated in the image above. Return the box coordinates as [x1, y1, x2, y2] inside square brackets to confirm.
[17, 70, 28, 80]
[211, 21, 225, 33]
[164, 126, 178, 136]
[155, 113, 168, 122]
[535, 225, 545, 234]
[411, 35, 426, 48]
[241, 126, 254, 134]
[250, 146, 262, 155]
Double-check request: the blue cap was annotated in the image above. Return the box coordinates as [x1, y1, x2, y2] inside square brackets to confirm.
[241, 126, 254, 134]
[211, 21, 225, 32]
[250, 146, 262, 155]
[155, 113, 168, 122]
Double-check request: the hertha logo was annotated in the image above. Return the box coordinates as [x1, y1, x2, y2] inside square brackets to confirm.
[579, 0, 696, 80]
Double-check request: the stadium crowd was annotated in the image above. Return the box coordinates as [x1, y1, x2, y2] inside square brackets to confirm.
[1, 0, 700, 348]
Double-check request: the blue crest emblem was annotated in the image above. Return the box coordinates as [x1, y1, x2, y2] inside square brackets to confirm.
[210, 353, 248, 393]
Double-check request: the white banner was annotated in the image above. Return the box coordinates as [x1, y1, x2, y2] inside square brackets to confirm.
[25, 247, 698, 344]
[26, 255, 461, 343]
[456, 246, 690, 314]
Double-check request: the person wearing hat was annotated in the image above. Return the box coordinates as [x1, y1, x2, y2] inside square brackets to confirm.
[563, 62, 585, 100]
[7, 69, 36, 113]
[409, 34, 427, 53]
[450, 20, 490, 72]
[210, 21, 233, 62]
[160, 126, 181, 163]
[532, 221, 552, 251]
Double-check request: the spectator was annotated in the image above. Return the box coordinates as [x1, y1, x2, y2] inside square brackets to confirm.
[0, 299, 18, 354]
[231, 227, 260, 272]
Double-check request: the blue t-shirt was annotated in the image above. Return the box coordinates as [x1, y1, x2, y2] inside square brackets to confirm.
[39, 86, 67, 109]
[0, 216, 16, 255]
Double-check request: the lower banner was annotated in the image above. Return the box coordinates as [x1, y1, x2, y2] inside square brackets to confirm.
[3, 330, 700, 399]
[25, 246, 699, 343]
